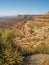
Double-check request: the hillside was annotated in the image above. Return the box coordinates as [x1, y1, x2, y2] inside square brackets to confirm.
[10, 12, 49, 48]
[0, 12, 49, 65]
[0, 12, 49, 50]
[0, 0, 49, 64]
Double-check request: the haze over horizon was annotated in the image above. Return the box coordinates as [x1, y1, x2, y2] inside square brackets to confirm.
[0, 0, 49, 16]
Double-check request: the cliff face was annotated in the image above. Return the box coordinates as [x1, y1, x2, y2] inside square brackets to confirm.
[0, 13, 49, 47]
[11, 13, 49, 49]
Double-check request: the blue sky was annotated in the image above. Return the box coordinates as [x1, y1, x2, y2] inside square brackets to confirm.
[0, 0, 49, 16]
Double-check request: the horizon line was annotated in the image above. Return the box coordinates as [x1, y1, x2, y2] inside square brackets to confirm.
[0, 12, 47, 16]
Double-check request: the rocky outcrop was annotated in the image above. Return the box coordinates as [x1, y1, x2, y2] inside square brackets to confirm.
[23, 54, 49, 65]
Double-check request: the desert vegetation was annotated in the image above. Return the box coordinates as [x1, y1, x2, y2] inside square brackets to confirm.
[0, 30, 23, 65]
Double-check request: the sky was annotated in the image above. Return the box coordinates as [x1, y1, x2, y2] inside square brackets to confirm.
[0, 0, 49, 16]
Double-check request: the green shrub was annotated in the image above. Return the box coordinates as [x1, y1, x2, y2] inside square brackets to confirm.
[20, 46, 33, 56]
[0, 30, 23, 65]
[34, 44, 49, 54]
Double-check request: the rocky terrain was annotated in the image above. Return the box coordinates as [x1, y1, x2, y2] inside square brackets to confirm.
[12, 12, 49, 65]
[0, 12, 49, 65]
[0, 12, 49, 48]
[11, 12, 49, 48]
[24, 54, 49, 65]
